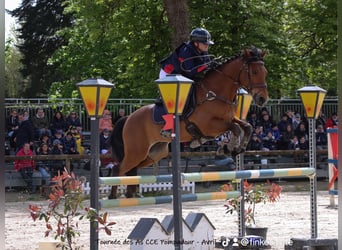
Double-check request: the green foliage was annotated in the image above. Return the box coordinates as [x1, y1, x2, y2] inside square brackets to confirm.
[222, 180, 282, 226]
[5, 38, 23, 97]
[7, 0, 337, 98]
[29, 170, 115, 250]
[283, 0, 337, 96]
[9, 0, 73, 97]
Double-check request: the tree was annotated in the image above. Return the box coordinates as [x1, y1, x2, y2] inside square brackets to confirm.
[5, 37, 23, 97]
[284, 0, 337, 96]
[7, 0, 337, 99]
[162, 0, 190, 49]
[9, 0, 73, 97]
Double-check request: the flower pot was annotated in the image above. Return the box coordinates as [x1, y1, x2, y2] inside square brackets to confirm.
[245, 226, 268, 240]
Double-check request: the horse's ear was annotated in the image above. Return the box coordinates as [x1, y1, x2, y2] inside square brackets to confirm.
[243, 48, 250, 57]
[261, 49, 267, 58]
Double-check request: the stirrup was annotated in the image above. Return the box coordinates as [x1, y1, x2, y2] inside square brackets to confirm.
[160, 129, 172, 138]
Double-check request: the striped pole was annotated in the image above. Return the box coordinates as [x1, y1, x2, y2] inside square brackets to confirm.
[100, 191, 240, 208]
[99, 168, 315, 186]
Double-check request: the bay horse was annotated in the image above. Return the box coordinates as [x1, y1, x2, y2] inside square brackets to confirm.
[109, 47, 268, 199]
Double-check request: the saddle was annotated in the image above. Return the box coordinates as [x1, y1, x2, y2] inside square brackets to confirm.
[152, 88, 213, 148]
[152, 86, 196, 124]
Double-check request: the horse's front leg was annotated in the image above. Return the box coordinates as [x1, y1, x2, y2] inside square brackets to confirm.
[226, 118, 252, 156]
[231, 117, 253, 151]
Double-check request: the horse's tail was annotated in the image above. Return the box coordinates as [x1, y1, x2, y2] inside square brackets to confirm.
[111, 116, 128, 163]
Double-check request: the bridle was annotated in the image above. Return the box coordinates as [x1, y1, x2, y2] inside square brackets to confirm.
[198, 56, 267, 105]
[216, 58, 267, 92]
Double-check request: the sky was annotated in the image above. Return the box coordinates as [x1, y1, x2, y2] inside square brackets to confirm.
[5, 0, 21, 38]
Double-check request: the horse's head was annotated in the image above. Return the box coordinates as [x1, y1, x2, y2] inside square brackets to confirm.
[239, 47, 269, 106]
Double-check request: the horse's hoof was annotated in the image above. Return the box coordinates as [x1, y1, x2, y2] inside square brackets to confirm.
[125, 192, 134, 198]
[190, 140, 201, 148]
[108, 194, 117, 200]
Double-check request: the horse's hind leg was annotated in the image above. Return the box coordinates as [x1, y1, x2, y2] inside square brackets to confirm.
[125, 167, 138, 198]
[108, 164, 120, 199]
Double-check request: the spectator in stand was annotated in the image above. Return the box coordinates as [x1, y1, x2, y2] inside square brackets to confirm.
[52, 130, 64, 143]
[23, 110, 30, 120]
[14, 142, 38, 194]
[38, 133, 52, 149]
[36, 141, 51, 154]
[298, 136, 309, 150]
[325, 112, 338, 128]
[254, 125, 265, 140]
[247, 133, 264, 151]
[316, 125, 328, 150]
[288, 135, 300, 150]
[112, 108, 125, 125]
[31, 108, 52, 138]
[294, 122, 308, 141]
[69, 126, 84, 155]
[6, 108, 19, 150]
[316, 110, 326, 130]
[270, 124, 281, 142]
[99, 109, 114, 132]
[292, 113, 302, 131]
[99, 128, 115, 177]
[278, 123, 294, 150]
[286, 110, 295, 124]
[35, 143, 51, 187]
[258, 107, 271, 120]
[247, 111, 259, 129]
[258, 113, 274, 133]
[14, 111, 35, 152]
[61, 131, 79, 154]
[100, 129, 112, 151]
[262, 130, 278, 151]
[66, 111, 82, 134]
[50, 139, 65, 177]
[298, 136, 309, 162]
[50, 111, 67, 134]
[277, 113, 291, 134]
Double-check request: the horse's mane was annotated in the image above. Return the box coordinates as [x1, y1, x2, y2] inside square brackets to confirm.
[204, 46, 264, 76]
[225, 47, 264, 64]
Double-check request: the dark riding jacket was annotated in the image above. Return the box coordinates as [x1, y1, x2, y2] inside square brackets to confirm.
[160, 42, 211, 80]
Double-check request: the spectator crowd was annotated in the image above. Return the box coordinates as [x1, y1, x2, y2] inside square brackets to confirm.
[5, 107, 125, 194]
[5, 105, 337, 194]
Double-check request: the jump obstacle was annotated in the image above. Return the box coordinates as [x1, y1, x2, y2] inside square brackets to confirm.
[327, 127, 338, 207]
[98, 167, 315, 209]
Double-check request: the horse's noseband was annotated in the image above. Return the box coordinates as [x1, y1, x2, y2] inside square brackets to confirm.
[243, 61, 267, 91]
[206, 91, 216, 101]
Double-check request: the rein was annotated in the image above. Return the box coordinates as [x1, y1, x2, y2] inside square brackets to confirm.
[197, 56, 266, 106]
[197, 81, 237, 106]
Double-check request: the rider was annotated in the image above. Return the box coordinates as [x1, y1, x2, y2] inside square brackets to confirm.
[159, 28, 215, 136]
[159, 27, 214, 80]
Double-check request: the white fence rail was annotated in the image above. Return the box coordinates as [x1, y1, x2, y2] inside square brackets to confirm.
[82, 181, 195, 196]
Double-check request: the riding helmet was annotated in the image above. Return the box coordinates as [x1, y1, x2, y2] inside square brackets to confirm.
[189, 28, 214, 45]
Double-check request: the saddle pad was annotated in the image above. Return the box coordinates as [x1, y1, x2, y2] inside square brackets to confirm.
[152, 104, 167, 124]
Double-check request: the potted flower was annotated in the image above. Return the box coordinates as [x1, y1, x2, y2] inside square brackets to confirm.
[29, 170, 115, 250]
[221, 180, 282, 239]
